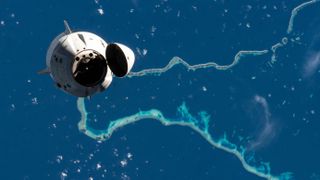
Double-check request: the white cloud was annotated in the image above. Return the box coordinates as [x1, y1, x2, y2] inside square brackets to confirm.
[303, 51, 320, 78]
[247, 95, 279, 151]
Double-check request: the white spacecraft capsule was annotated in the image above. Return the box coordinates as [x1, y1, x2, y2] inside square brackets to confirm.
[39, 21, 135, 97]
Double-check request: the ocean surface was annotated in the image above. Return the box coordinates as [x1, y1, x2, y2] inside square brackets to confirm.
[1, 0, 320, 179]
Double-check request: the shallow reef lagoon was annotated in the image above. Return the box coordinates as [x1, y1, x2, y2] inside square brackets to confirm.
[1, 0, 320, 180]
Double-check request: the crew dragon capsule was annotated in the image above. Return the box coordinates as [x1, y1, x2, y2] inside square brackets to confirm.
[39, 21, 135, 97]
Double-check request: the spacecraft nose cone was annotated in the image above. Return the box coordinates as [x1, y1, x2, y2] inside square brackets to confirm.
[106, 43, 135, 77]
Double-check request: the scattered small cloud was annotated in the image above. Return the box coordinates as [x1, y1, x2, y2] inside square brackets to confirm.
[97, 8, 104, 15]
[94, 0, 104, 16]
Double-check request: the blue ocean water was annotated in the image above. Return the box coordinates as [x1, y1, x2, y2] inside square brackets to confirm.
[1, 0, 320, 179]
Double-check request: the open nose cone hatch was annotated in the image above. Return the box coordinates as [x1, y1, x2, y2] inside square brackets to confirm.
[73, 54, 108, 87]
